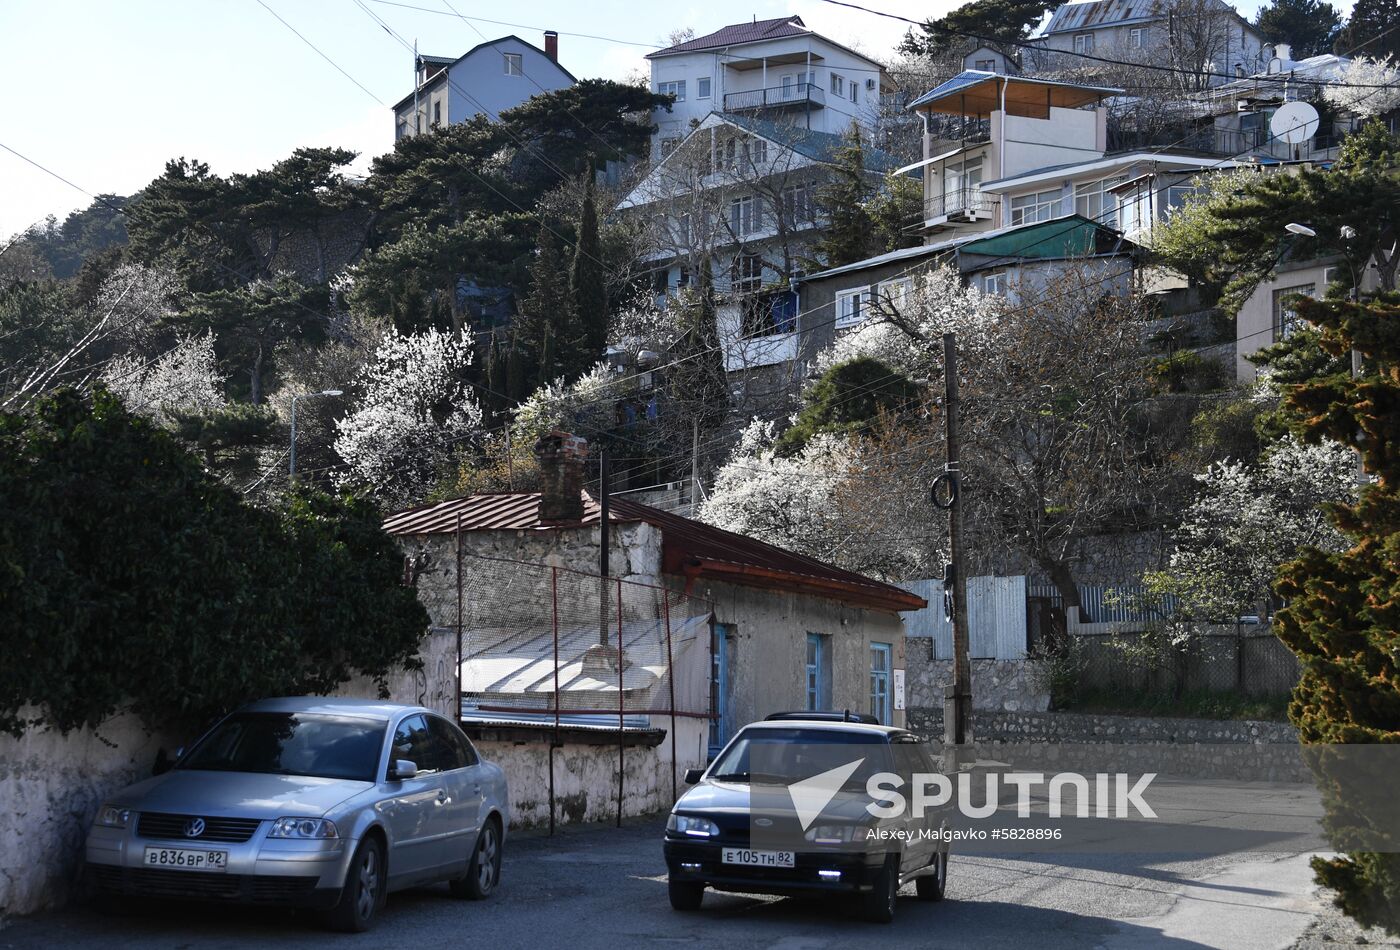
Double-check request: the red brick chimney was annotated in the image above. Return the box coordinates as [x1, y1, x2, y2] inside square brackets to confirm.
[544, 30, 559, 62]
[535, 430, 587, 523]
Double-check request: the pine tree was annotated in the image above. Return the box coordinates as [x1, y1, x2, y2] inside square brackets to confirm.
[1254, 0, 1342, 57]
[1335, 0, 1400, 59]
[814, 126, 878, 268]
[1274, 291, 1400, 932]
[569, 171, 608, 379]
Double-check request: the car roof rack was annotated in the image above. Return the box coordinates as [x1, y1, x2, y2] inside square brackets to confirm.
[763, 710, 881, 725]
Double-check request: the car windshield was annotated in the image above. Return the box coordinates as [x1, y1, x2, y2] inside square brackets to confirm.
[179, 712, 386, 782]
[709, 727, 893, 788]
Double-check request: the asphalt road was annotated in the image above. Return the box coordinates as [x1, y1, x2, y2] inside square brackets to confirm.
[1, 780, 1334, 950]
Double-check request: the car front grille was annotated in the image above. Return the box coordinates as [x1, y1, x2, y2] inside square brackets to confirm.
[136, 812, 263, 843]
[89, 865, 318, 904]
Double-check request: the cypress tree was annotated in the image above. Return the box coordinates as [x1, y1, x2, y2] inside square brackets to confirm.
[1274, 292, 1400, 932]
[518, 221, 574, 385]
[814, 125, 877, 268]
[568, 171, 608, 378]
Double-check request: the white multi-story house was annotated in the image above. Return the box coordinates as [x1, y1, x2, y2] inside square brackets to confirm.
[901, 70, 1248, 236]
[1026, 0, 1268, 87]
[392, 33, 574, 138]
[645, 15, 893, 159]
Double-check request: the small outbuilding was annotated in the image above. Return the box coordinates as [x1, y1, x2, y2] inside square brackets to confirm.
[384, 432, 925, 827]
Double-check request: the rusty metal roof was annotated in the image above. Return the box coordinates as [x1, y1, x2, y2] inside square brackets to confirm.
[384, 491, 926, 613]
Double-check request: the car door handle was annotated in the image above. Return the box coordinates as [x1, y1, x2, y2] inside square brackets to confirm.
[436, 790, 450, 805]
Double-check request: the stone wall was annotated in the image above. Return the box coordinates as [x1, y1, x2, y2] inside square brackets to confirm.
[905, 645, 1050, 712]
[906, 708, 1308, 783]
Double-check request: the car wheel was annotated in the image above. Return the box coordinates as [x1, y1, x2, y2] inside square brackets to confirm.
[916, 849, 948, 902]
[326, 836, 386, 933]
[859, 854, 899, 923]
[451, 817, 502, 900]
[668, 878, 705, 911]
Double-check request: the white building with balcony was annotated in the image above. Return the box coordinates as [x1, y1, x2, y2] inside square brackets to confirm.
[645, 15, 893, 159]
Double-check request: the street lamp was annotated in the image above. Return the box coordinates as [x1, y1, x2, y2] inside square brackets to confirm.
[289, 389, 343, 480]
[1285, 222, 1317, 237]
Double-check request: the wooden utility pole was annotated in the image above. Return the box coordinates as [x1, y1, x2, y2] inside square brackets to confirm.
[940, 332, 973, 750]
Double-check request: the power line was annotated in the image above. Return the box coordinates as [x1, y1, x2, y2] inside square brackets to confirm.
[254, 0, 387, 106]
[820, 0, 1400, 91]
[362, 0, 661, 48]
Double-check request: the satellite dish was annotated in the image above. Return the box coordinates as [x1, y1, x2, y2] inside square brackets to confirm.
[1271, 101, 1319, 145]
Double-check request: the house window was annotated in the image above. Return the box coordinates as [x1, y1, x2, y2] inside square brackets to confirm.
[850, 82, 858, 103]
[835, 286, 869, 328]
[432, 101, 442, 128]
[870, 643, 892, 725]
[1074, 176, 1125, 228]
[657, 80, 686, 102]
[729, 195, 761, 236]
[781, 183, 814, 224]
[1128, 28, 1144, 49]
[782, 74, 795, 96]
[830, 73, 845, 96]
[732, 253, 763, 294]
[1273, 284, 1315, 341]
[975, 58, 996, 71]
[1166, 185, 1199, 212]
[710, 623, 734, 754]
[1009, 189, 1061, 225]
[742, 289, 798, 337]
[503, 52, 523, 76]
[1074, 33, 1095, 54]
[746, 137, 768, 166]
[980, 271, 1007, 295]
[697, 77, 712, 99]
[806, 633, 832, 711]
[660, 137, 681, 157]
[876, 277, 913, 313]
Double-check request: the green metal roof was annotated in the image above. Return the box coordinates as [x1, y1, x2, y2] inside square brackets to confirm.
[956, 214, 1126, 261]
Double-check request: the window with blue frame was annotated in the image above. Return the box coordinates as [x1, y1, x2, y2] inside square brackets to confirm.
[806, 633, 831, 710]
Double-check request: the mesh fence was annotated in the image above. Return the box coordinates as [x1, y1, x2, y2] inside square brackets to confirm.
[455, 553, 714, 723]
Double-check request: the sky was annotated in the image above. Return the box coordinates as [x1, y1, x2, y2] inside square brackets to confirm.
[1, 0, 1284, 238]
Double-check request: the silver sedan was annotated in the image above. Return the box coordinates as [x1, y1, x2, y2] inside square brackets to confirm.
[84, 697, 510, 931]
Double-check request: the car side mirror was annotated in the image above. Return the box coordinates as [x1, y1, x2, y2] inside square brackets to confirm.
[684, 768, 705, 785]
[389, 759, 419, 781]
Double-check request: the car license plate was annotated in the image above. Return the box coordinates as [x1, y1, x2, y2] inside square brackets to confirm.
[142, 847, 228, 872]
[722, 848, 794, 868]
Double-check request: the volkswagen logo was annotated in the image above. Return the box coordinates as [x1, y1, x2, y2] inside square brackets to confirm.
[184, 818, 206, 838]
[754, 817, 773, 827]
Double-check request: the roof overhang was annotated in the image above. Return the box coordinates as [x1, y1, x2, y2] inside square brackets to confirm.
[910, 73, 1121, 117]
[671, 555, 927, 613]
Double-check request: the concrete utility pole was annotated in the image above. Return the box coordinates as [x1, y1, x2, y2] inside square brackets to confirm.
[938, 333, 973, 751]
[598, 446, 611, 647]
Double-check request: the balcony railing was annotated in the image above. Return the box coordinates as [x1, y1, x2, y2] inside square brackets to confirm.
[924, 187, 999, 222]
[924, 115, 992, 145]
[723, 83, 825, 113]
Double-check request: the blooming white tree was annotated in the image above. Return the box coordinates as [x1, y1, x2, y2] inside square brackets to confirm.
[101, 333, 225, 428]
[334, 327, 482, 507]
[1324, 57, 1400, 118]
[1146, 436, 1358, 621]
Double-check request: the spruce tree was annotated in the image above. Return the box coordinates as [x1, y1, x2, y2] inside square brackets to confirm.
[569, 171, 608, 379]
[1274, 291, 1400, 932]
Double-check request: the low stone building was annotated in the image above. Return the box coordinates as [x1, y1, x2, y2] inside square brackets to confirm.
[383, 432, 925, 828]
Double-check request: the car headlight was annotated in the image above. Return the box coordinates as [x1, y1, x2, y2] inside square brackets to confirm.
[667, 814, 720, 838]
[94, 804, 131, 829]
[268, 817, 339, 839]
[804, 823, 862, 844]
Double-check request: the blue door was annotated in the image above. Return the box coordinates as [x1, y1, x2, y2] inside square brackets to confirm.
[806, 634, 828, 711]
[710, 624, 735, 756]
[870, 643, 892, 724]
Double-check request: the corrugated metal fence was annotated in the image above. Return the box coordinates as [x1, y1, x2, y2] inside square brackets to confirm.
[900, 575, 1027, 660]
